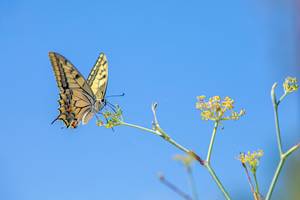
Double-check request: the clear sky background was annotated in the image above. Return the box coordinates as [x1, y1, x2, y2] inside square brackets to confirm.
[0, 1, 299, 200]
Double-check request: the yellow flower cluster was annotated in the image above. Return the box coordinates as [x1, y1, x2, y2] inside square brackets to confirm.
[96, 106, 123, 128]
[238, 150, 264, 173]
[283, 77, 298, 94]
[196, 96, 245, 121]
[173, 153, 195, 167]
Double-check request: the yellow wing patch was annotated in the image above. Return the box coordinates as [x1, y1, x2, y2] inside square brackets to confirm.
[49, 52, 100, 128]
[87, 53, 108, 101]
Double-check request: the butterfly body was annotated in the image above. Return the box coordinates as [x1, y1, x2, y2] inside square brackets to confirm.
[49, 52, 108, 128]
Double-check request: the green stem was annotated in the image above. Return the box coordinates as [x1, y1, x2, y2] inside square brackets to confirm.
[283, 143, 300, 158]
[120, 121, 190, 154]
[265, 143, 300, 200]
[273, 101, 283, 156]
[278, 93, 288, 105]
[265, 158, 285, 200]
[271, 83, 284, 155]
[206, 122, 218, 163]
[204, 121, 231, 200]
[186, 166, 199, 200]
[266, 83, 300, 200]
[120, 120, 231, 199]
[120, 121, 162, 136]
[168, 138, 191, 154]
[253, 173, 259, 194]
[205, 164, 231, 200]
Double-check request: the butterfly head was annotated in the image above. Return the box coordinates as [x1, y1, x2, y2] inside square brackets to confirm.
[94, 98, 107, 113]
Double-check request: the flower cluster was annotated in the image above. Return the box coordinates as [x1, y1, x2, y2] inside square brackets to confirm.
[196, 96, 245, 121]
[238, 150, 264, 173]
[173, 153, 195, 167]
[97, 106, 123, 128]
[283, 77, 298, 94]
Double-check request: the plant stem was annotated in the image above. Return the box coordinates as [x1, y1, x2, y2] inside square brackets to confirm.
[186, 166, 199, 200]
[120, 120, 230, 199]
[206, 122, 218, 163]
[159, 174, 193, 200]
[253, 173, 259, 194]
[120, 121, 162, 136]
[168, 138, 191, 154]
[265, 143, 300, 200]
[266, 83, 300, 200]
[205, 164, 231, 200]
[283, 143, 300, 158]
[273, 103, 283, 156]
[120, 121, 190, 154]
[278, 93, 288, 105]
[242, 164, 255, 194]
[270, 84, 283, 156]
[265, 158, 285, 200]
[204, 121, 231, 200]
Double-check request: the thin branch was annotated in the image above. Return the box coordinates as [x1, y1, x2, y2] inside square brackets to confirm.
[266, 83, 300, 200]
[203, 121, 231, 200]
[206, 121, 219, 163]
[120, 103, 230, 199]
[205, 164, 231, 200]
[284, 143, 300, 158]
[253, 173, 260, 196]
[265, 158, 285, 200]
[120, 121, 162, 137]
[158, 174, 193, 200]
[186, 166, 199, 200]
[271, 83, 283, 156]
[242, 163, 255, 194]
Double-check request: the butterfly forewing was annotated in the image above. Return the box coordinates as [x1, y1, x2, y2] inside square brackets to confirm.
[49, 52, 98, 128]
[87, 53, 108, 101]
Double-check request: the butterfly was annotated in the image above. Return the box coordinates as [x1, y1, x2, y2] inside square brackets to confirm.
[49, 52, 108, 128]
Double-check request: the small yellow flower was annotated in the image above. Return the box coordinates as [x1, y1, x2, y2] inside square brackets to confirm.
[97, 105, 123, 128]
[283, 77, 298, 94]
[196, 96, 245, 121]
[96, 121, 104, 127]
[173, 153, 195, 167]
[238, 150, 264, 173]
[197, 95, 206, 100]
[222, 96, 234, 110]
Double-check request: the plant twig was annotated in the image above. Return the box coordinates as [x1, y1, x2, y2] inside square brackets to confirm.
[204, 121, 231, 200]
[158, 173, 193, 200]
[241, 163, 255, 195]
[271, 83, 283, 156]
[186, 166, 199, 200]
[206, 122, 219, 163]
[205, 164, 231, 200]
[265, 84, 300, 200]
[265, 143, 300, 200]
[120, 121, 190, 153]
[120, 104, 231, 199]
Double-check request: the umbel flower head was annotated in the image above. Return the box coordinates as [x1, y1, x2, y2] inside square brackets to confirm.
[196, 96, 245, 121]
[97, 105, 123, 128]
[238, 150, 264, 173]
[283, 77, 298, 94]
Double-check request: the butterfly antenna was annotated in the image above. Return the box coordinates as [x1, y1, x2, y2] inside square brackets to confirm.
[105, 93, 125, 98]
[106, 101, 117, 113]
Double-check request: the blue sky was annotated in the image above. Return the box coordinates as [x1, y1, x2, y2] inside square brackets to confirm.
[0, 1, 299, 199]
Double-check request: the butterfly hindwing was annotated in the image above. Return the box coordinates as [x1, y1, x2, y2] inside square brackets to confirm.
[49, 52, 98, 128]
